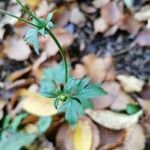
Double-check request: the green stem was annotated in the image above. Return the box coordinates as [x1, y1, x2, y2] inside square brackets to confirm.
[0, 9, 37, 28]
[47, 30, 68, 83]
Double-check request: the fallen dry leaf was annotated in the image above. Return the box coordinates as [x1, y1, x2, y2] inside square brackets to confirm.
[111, 91, 135, 111]
[92, 82, 120, 109]
[70, 7, 86, 25]
[56, 123, 74, 150]
[92, 0, 110, 8]
[25, 0, 40, 9]
[122, 124, 145, 150]
[71, 64, 87, 79]
[135, 5, 150, 21]
[45, 28, 74, 57]
[86, 109, 143, 130]
[82, 54, 116, 82]
[98, 126, 125, 150]
[117, 75, 144, 93]
[4, 36, 31, 61]
[101, 1, 123, 25]
[7, 66, 32, 82]
[135, 31, 150, 47]
[94, 17, 108, 33]
[137, 98, 150, 114]
[73, 117, 93, 150]
[20, 89, 57, 117]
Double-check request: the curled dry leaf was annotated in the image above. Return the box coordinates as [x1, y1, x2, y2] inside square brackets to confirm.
[20, 89, 57, 117]
[135, 31, 150, 47]
[70, 7, 86, 25]
[4, 37, 31, 61]
[86, 109, 143, 130]
[122, 124, 145, 150]
[92, 82, 120, 109]
[101, 1, 123, 25]
[117, 75, 144, 93]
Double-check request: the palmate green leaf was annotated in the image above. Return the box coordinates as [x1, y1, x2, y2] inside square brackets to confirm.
[43, 61, 71, 84]
[39, 79, 55, 98]
[24, 28, 39, 54]
[0, 131, 37, 150]
[58, 100, 84, 125]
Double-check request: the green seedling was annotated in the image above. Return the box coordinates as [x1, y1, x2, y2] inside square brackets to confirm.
[0, 0, 107, 126]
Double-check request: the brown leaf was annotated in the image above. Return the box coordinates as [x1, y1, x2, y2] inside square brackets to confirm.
[98, 126, 126, 150]
[71, 64, 87, 79]
[7, 66, 32, 82]
[101, 2, 123, 25]
[122, 124, 145, 150]
[92, 0, 110, 8]
[86, 109, 143, 130]
[70, 7, 86, 25]
[136, 31, 150, 47]
[4, 36, 31, 61]
[45, 28, 74, 57]
[82, 55, 116, 82]
[56, 123, 74, 150]
[92, 82, 120, 109]
[111, 91, 135, 111]
[94, 17, 109, 33]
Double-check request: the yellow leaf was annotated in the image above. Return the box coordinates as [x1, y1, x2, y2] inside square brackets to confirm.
[73, 118, 92, 150]
[25, 0, 40, 9]
[20, 89, 57, 117]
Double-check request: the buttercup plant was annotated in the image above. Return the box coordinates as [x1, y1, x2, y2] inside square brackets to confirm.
[0, 0, 107, 125]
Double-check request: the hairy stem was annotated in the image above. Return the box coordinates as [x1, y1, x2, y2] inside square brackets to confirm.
[47, 30, 68, 83]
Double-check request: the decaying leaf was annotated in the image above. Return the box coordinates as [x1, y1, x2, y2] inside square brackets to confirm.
[4, 37, 31, 61]
[117, 75, 144, 93]
[86, 109, 143, 130]
[92, 82, 120, 109]
[20, 90, 57, 117]
[122, 124, 145, 150]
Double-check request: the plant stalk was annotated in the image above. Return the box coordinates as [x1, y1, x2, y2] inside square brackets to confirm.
[47, 30, 68, 83]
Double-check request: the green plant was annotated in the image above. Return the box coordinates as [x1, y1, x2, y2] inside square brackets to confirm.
[0, 0, 107, 126]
